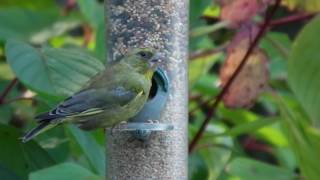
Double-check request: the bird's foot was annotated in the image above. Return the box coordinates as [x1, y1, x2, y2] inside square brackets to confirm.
[147, 119, 160, 124]
[110, 126, 121, 136]
[110, 121, 127, 136]
[119, 121, 127, 124]
[110, 127, 116, 136]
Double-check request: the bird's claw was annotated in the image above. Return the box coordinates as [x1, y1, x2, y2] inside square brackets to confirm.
[147, 119, 160, 124]
[110, 121, 127, 136]
[119, 121, 127, 124]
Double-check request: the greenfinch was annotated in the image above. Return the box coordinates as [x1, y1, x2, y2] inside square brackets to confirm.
[22, 48, 162, 142]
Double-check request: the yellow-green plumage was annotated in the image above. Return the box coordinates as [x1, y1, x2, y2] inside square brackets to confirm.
[22, 48, 162, 142]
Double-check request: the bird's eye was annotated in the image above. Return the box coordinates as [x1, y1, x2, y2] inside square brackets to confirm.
[138, 51, 147, 58]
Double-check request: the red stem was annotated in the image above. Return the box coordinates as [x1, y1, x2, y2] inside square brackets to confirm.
[270, 13, 314, 27]
[242, 137, 272, 153]
[188, 0, 282, 153]
[0, 78, 18, 104]
[83, 24, 93, 47]
[63, 0, 77, 15]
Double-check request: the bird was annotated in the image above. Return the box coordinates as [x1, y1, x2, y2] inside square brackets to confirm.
[22, 48, 163, 142]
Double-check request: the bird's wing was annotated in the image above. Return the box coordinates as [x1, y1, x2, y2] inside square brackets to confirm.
[36, 86, 143, 122]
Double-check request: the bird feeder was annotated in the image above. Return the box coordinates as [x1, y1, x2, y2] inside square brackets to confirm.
[111, 67, 174, 141]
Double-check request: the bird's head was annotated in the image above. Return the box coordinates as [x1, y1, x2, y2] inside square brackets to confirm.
[123, 48, 164, 76]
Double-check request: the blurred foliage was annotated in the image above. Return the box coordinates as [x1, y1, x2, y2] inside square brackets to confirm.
[29, 162, 102, 180]
[0, 0, 319, 179]
[283, 0, 320, 12]
[5, 40, 104, 97]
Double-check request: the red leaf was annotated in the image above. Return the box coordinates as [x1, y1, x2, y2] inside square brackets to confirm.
[220, 0, 260, 28]
[220, 44, 269, 108]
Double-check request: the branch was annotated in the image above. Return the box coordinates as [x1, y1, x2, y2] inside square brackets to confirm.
[189, 43, 227, 60]
[242, 136, 273, 153]
[270, 13, 314, 27]
[190, 21, 230, 37]
[0, 78, 18, 104]
[1, 97, 34, 105]
[188, 0, 282, 153]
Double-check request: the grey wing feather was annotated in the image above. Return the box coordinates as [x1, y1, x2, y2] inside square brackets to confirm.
[36, 87, 138, 122]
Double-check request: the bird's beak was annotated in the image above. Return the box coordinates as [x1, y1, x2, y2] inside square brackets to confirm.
[149, 53, 164, 68]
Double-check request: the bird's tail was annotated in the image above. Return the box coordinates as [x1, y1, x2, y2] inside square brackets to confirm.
[21, 121, 56, 143]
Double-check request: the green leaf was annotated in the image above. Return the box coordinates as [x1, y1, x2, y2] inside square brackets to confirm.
[189, 153, 209, 180]
[218, 108, 288, 146]
[29, 162, 102, 180]
[199, 140, 232, 180]
[5, 40, 104, 97]
[66, 125, 105, 176]
[0, 62, 14, 80]
[277, 95, 320, 180]
[260, 32, 291, 80]
[0, 104, 12, 124]
[198, 124, 233, 180]
[220, 117, 278, 137]
[31, 19, 82, 45]
[288, 16, 320, 124]
[0, 164, 20, 180]
[0, 0, 56, 10]
[227, 158, 297, 180]
[0, 124, 54, 180]
[0, 8, 59, 42]
[193, 74, 219, 96]
[189, 53, 221, 87]
[202, 5, 220, 18]
[76, 0, 104, 29]
[283, 0, 320, 12]
[95, 22, 107, 60]
[190, 0, 211, 28]
[36, 127, 70, 163]
[76, 0, 106, 60]
[190, 21, 229, 37]
[274, 148, 297, 171]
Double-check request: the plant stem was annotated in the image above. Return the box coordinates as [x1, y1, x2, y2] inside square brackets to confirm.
[1, 97, 33, 105]
[270, 13, 314, 27]
[189, 43, 227, 60]
[0, 78, 18, 104]
[265, 35, 290, 58]
[188, 0, 282, 153]
[190, 21, 230, 37]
